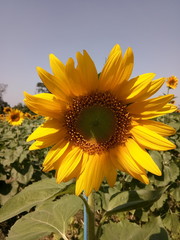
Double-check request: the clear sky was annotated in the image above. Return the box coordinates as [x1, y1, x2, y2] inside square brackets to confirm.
[1, 0, 180, 107]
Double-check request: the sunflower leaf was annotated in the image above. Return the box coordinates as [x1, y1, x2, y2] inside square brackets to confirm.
[100, 219, 141, 240]
[0, 178, 74, 222]
[153, 162, 179, 186]
[100, 216, 170, 240]
[162, 212, 180, 236]
[7, 195, 83, 240]
[104, 187, 166, 215]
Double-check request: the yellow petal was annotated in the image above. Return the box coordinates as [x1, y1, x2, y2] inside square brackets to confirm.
[115, 47, 134, 86]
[127, 169, 150, 184]
[36, 67, 68, 100]
[138, 174, 150, 184]
[111, 145, 145, 174]
[110, 147, 149, 184]
[76, 50, 98, 92]
[24, 92, 63, 119]
[65, 57, 86, 96]
[29, 133, 61, 150]
[125, 138, 161, 176]
[99, 47, 134, 91]
[78, 152, 89, 175]
[76, 154, 104, 196]
[130, 125, 176, 150]
[131, 103, 177, 119]
[134, 119, 176, 136]
[49, 53, 66, 77]
[108, 44, 121, 57]
[103, 152, 117, 187]
[27, 118, 64, 142]
[99, 47, 122, 91]
[49, 54, 74, 96]
[136, 78, 165, 102]
[29, 140, 47, 150]
[55, 147, 83, 183]
[114, 73, 154, 102]
[109, 148, 126, 172]
[127, 94, 174, 115]
[43, 140, 71, 169]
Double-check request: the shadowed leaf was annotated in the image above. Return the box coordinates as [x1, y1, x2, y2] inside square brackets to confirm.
[0, 178, 74, 222]
[7, 195, 83, 240]
[105, 187, 166, 216]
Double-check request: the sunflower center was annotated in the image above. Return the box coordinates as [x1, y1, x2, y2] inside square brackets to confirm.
[11, 114, 20, 121]
[76, 105, 116, 142]
[64, 92, 131, 154]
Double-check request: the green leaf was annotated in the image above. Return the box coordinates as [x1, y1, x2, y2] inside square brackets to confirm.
[153, 162, 179, 186]
[18, 150, 29, 163]
[170, 187, 180, 201]
[164, 162, 179, 182]
[169, 122, 180, 131]
[150, 193, 167, 211]
[137, 216, 170, 240]
[105, 188, 166, 216]
[101, 216, 170, 240]
[163, 212, 180, 235]
[0, 178, 74, 222]
[100, 219, 141, 240]
[0, 181, 19, 205]
[162, 152, 172, 164]
[16, 165, 34, 184]
[7, 195, 83, 240]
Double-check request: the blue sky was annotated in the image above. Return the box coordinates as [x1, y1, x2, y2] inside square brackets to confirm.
[1, 0, 180, 107]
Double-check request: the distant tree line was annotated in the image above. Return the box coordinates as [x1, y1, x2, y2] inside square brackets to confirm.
[0, 83, 9, 113]
[36, 82, 50, 93]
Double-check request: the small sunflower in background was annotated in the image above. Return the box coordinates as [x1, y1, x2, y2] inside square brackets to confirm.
[31, 114, 39, 120]
[3, 106, 12, 114]
[24, 112, 32, 119]
[6, 109, 24, 126]
[24, 44, 177, 196]
[0, 114, 5, 121]
[166, 76, 178, 89]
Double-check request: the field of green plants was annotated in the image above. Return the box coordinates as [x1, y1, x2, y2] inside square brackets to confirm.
[0, 113, 179, 240]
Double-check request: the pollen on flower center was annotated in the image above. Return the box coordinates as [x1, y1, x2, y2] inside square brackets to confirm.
[64, 92, 132, 154]
[11, 114, 20, 121]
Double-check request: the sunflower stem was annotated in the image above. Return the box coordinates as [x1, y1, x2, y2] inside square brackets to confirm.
[80, 193, 96, 240]
[96, 215, 107, 239]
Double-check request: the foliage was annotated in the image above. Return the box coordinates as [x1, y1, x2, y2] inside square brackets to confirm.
[0, 83, 8, 101]
[36, 82, 50, 93]
[0, 113, 179, 240]
[0, 83, 9, 114]
[0, 117, 50, 205]
[12, 103, 34, 114]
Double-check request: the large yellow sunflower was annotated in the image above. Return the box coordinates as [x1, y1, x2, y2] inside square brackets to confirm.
[6, 109, 24, 126]
[24, 45, 176, 196]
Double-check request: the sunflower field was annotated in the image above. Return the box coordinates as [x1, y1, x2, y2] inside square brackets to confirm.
[0, 111, 179, 240]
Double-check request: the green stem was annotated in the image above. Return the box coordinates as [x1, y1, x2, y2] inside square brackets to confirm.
[80, 194, 96, 240]
[95, 215, 107, 239]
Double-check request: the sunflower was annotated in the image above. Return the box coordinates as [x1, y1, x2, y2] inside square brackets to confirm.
[3, 106, 12, 114]
[24, 45, 176, 196]
[166, 76, 178, 89]
[24, 112, 32, 119]
[0, 114, 5, 121]
[6, 109, 24, 126]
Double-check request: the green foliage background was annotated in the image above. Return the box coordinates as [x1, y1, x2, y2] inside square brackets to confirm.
[0, 113, 179, 240]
